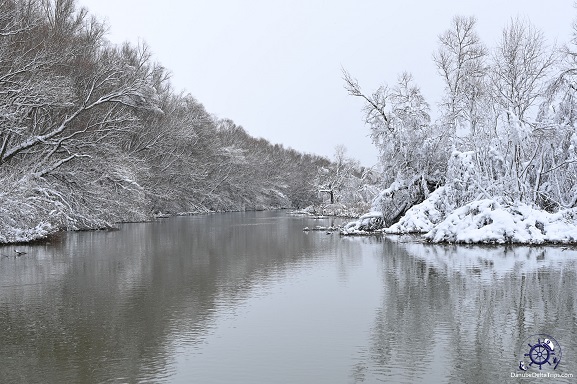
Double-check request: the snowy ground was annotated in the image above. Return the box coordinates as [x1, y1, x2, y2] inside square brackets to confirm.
[425, 199, 577, 244]
[342, 187, 577, 244]
[385, 187, 447, 234]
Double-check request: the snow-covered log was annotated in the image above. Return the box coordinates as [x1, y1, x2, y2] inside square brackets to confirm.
[341, 211, 385, 235]
[385, 187, 448, 233]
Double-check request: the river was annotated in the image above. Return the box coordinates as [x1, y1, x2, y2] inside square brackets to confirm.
[0, 211, 575, 383]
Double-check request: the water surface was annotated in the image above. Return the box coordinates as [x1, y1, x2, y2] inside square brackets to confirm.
[0, 211, 575, 383]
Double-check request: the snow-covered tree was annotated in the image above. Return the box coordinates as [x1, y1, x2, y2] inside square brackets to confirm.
[316, 145, 357, 204]
[433, 15, 489, 141]
[344, 13, 577, 237]
[343, 70, 448, 225]
[528, 19, 577, 210]
[0, 0, 328, 243]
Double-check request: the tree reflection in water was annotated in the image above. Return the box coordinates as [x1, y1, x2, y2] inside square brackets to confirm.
[0, 214, 575, 384]
[357, 238, 577, 383]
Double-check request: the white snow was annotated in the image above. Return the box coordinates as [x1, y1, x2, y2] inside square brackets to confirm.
[341, 211, 385, 235]
[424, 198, 577, 244]
[341, 147, 577, 244]
[0, 220, 53, 244]
[343, 185, 577, 244]
[385, 187, 447, 234]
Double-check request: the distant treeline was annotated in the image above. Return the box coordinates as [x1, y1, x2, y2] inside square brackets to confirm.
[0, 0, 333, 243]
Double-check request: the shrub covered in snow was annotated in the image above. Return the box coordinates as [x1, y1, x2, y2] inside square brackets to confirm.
[341, 147, 577, 244]
[341, 15, 577, 244]
[0, 175, 56, 243]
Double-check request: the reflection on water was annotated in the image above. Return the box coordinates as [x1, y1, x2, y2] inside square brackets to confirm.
[361, 238, 577, 384]
[0, 212, 575, 383]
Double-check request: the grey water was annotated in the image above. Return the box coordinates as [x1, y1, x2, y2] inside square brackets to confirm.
[0, 211, 575, 383]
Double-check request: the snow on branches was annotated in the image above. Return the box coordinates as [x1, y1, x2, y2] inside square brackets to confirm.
[342, 15, 577, 243]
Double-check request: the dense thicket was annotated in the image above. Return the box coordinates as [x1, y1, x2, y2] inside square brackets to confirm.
[0, 0, 331, 243]
[345, 15, 577, 226]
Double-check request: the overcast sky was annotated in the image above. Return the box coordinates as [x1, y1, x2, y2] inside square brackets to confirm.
[79, 0, 575, 166]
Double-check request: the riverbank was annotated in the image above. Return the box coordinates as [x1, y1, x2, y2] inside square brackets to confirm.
[0, 206, 290, 245]
[289, 203, 368, 219]
[342, 188, 577, 245]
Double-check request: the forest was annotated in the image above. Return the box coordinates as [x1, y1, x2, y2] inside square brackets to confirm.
[0, 0, 378, 243]
[4, 1, 576, 245]
[343, 15, 577, 243]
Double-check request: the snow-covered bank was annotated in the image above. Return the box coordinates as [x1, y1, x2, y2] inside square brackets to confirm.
[425, 199, 577, 244]
[0, 204, 296, 245]
[290, 203, 368, 219]
[385, 187, 448, 234]
[0, 179, 60, 244]
[341, 211, 385, 235]
[0, 221, 54, 244]
[341, 186, 449, 236]
[341, 187, 577, 244]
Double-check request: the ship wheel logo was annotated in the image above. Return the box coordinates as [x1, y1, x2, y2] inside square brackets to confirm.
[518, 334, 562, 371]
